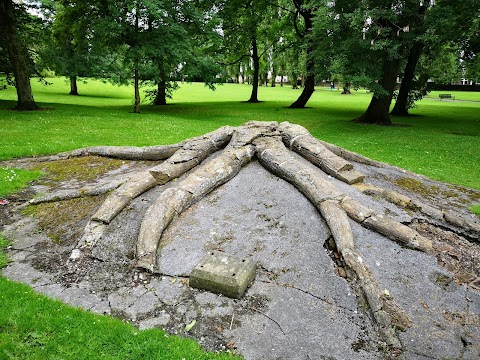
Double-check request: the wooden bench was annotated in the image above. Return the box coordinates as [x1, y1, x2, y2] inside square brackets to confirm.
[439, 94, 455, 101]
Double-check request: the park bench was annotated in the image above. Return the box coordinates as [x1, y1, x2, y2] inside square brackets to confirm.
[439, 94, 455, 101]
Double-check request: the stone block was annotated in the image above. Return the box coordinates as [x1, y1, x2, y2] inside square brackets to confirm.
[190, 251, 256, 299]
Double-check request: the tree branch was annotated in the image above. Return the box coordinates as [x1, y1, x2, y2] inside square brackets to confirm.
[293, 11, 304, 38]
[217, 53, 251, 67]
[267, 2, 295, 15]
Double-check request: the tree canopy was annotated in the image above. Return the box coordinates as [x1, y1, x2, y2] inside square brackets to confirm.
[1, 0, 479, 120]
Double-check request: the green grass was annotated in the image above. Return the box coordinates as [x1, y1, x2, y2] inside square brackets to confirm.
[1, 77, 479, 189]
[0, 234, 10, 269]
[0, 77, 479, 359]
[0, 167, 43, 197]
[0, 278, 238, 360]
[470, 204, 480, 217]
[425, 90, 480, 102]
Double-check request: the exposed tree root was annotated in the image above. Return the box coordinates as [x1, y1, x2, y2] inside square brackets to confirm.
[51, 120, 479, 351]
[354, 183, 480, 242]
[22, 178, 127, 207]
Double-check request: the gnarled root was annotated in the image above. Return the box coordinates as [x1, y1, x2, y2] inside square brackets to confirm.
[136, 145, 255, 271]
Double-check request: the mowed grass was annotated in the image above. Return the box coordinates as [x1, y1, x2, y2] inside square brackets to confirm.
[0, 167, 43, 197]
[0, 277, 238, 360]
[1, 78, 479, 189]
[0, 78, 479, 359]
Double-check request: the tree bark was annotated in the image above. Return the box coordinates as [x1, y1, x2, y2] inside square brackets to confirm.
[247, 38, 260, 103]
[354, 58, 401, 125]
[133, 66, 141, 113]
[391, 42, 424, 116]
[69, 76, 79, 95]
[154, 79, 167, 105]
[154, 66, 167, 105]
[132, 7, 140, 113]
[289, 14, 314, 108]
[341, 82, 351, 94]
[0, 0, 38, 110]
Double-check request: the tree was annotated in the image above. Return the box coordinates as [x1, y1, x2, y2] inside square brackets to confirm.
[39, 0, 110, 96]
[314, 1, 430, 125]
[288, 0, 317, 108]
[0, 0, 38, 110]
[218, 0, 284, 103]
[391, 0, 480, 116]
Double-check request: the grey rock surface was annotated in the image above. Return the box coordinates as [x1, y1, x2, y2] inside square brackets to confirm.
[1, 138, 479, 360]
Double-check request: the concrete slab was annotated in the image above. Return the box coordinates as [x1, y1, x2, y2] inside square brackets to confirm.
[190, 251, 256, 299]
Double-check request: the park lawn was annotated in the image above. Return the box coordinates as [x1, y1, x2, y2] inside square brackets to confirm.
[0, 77, 479, 358]
[0, 167, 43, 197]
[0, 234, 9, 268]
[425, 90, 480, 102]
[0, 276, 238, 360]
[1, 77, 479, 190]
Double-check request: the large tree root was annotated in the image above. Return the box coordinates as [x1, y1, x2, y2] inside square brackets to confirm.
[354, 183, 480, 241]
[60, 121, 479, 351]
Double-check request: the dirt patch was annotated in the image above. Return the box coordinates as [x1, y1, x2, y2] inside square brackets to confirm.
[412, 220, 480, 289]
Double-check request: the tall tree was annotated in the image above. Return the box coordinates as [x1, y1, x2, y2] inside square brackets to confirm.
[218, 0, 283, 103]
[289, 0, 316, 108]
[0, 0, 38, 110]
[391, 0, 480, 116]
[314, 0, 429, 125]
[39, 0, 110, 96]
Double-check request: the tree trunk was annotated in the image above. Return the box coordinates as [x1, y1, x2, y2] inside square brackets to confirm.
[289, 14, 314, 108]
[133, 66, 141, 113]
[391, 42, 423, 116]
[341, 82, 351, 94]
[154, 66, 167, 105]
[271, 66, 276, 87]
[354, 58, 401, 125]
[154, 79, 167, 105]
[248, 38, 260, 103]
[132, 8, 140, 113]
[69, 76, 79, 95]
[0, 0, 38, 110]
[280, 75, 283, 87]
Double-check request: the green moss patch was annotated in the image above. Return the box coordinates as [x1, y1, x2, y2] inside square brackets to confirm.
[33, 156, 127, 184]
[23, 194, 107, 244]
[393, 177, 441, 201]
[470, 204, 480, 218]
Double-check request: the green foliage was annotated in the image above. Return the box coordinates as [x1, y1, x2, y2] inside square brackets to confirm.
[0, 0, 47, 87]
[38, 0, 114, 85]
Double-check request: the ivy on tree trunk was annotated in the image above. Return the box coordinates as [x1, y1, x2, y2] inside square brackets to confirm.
[154, 77, 167, 105]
